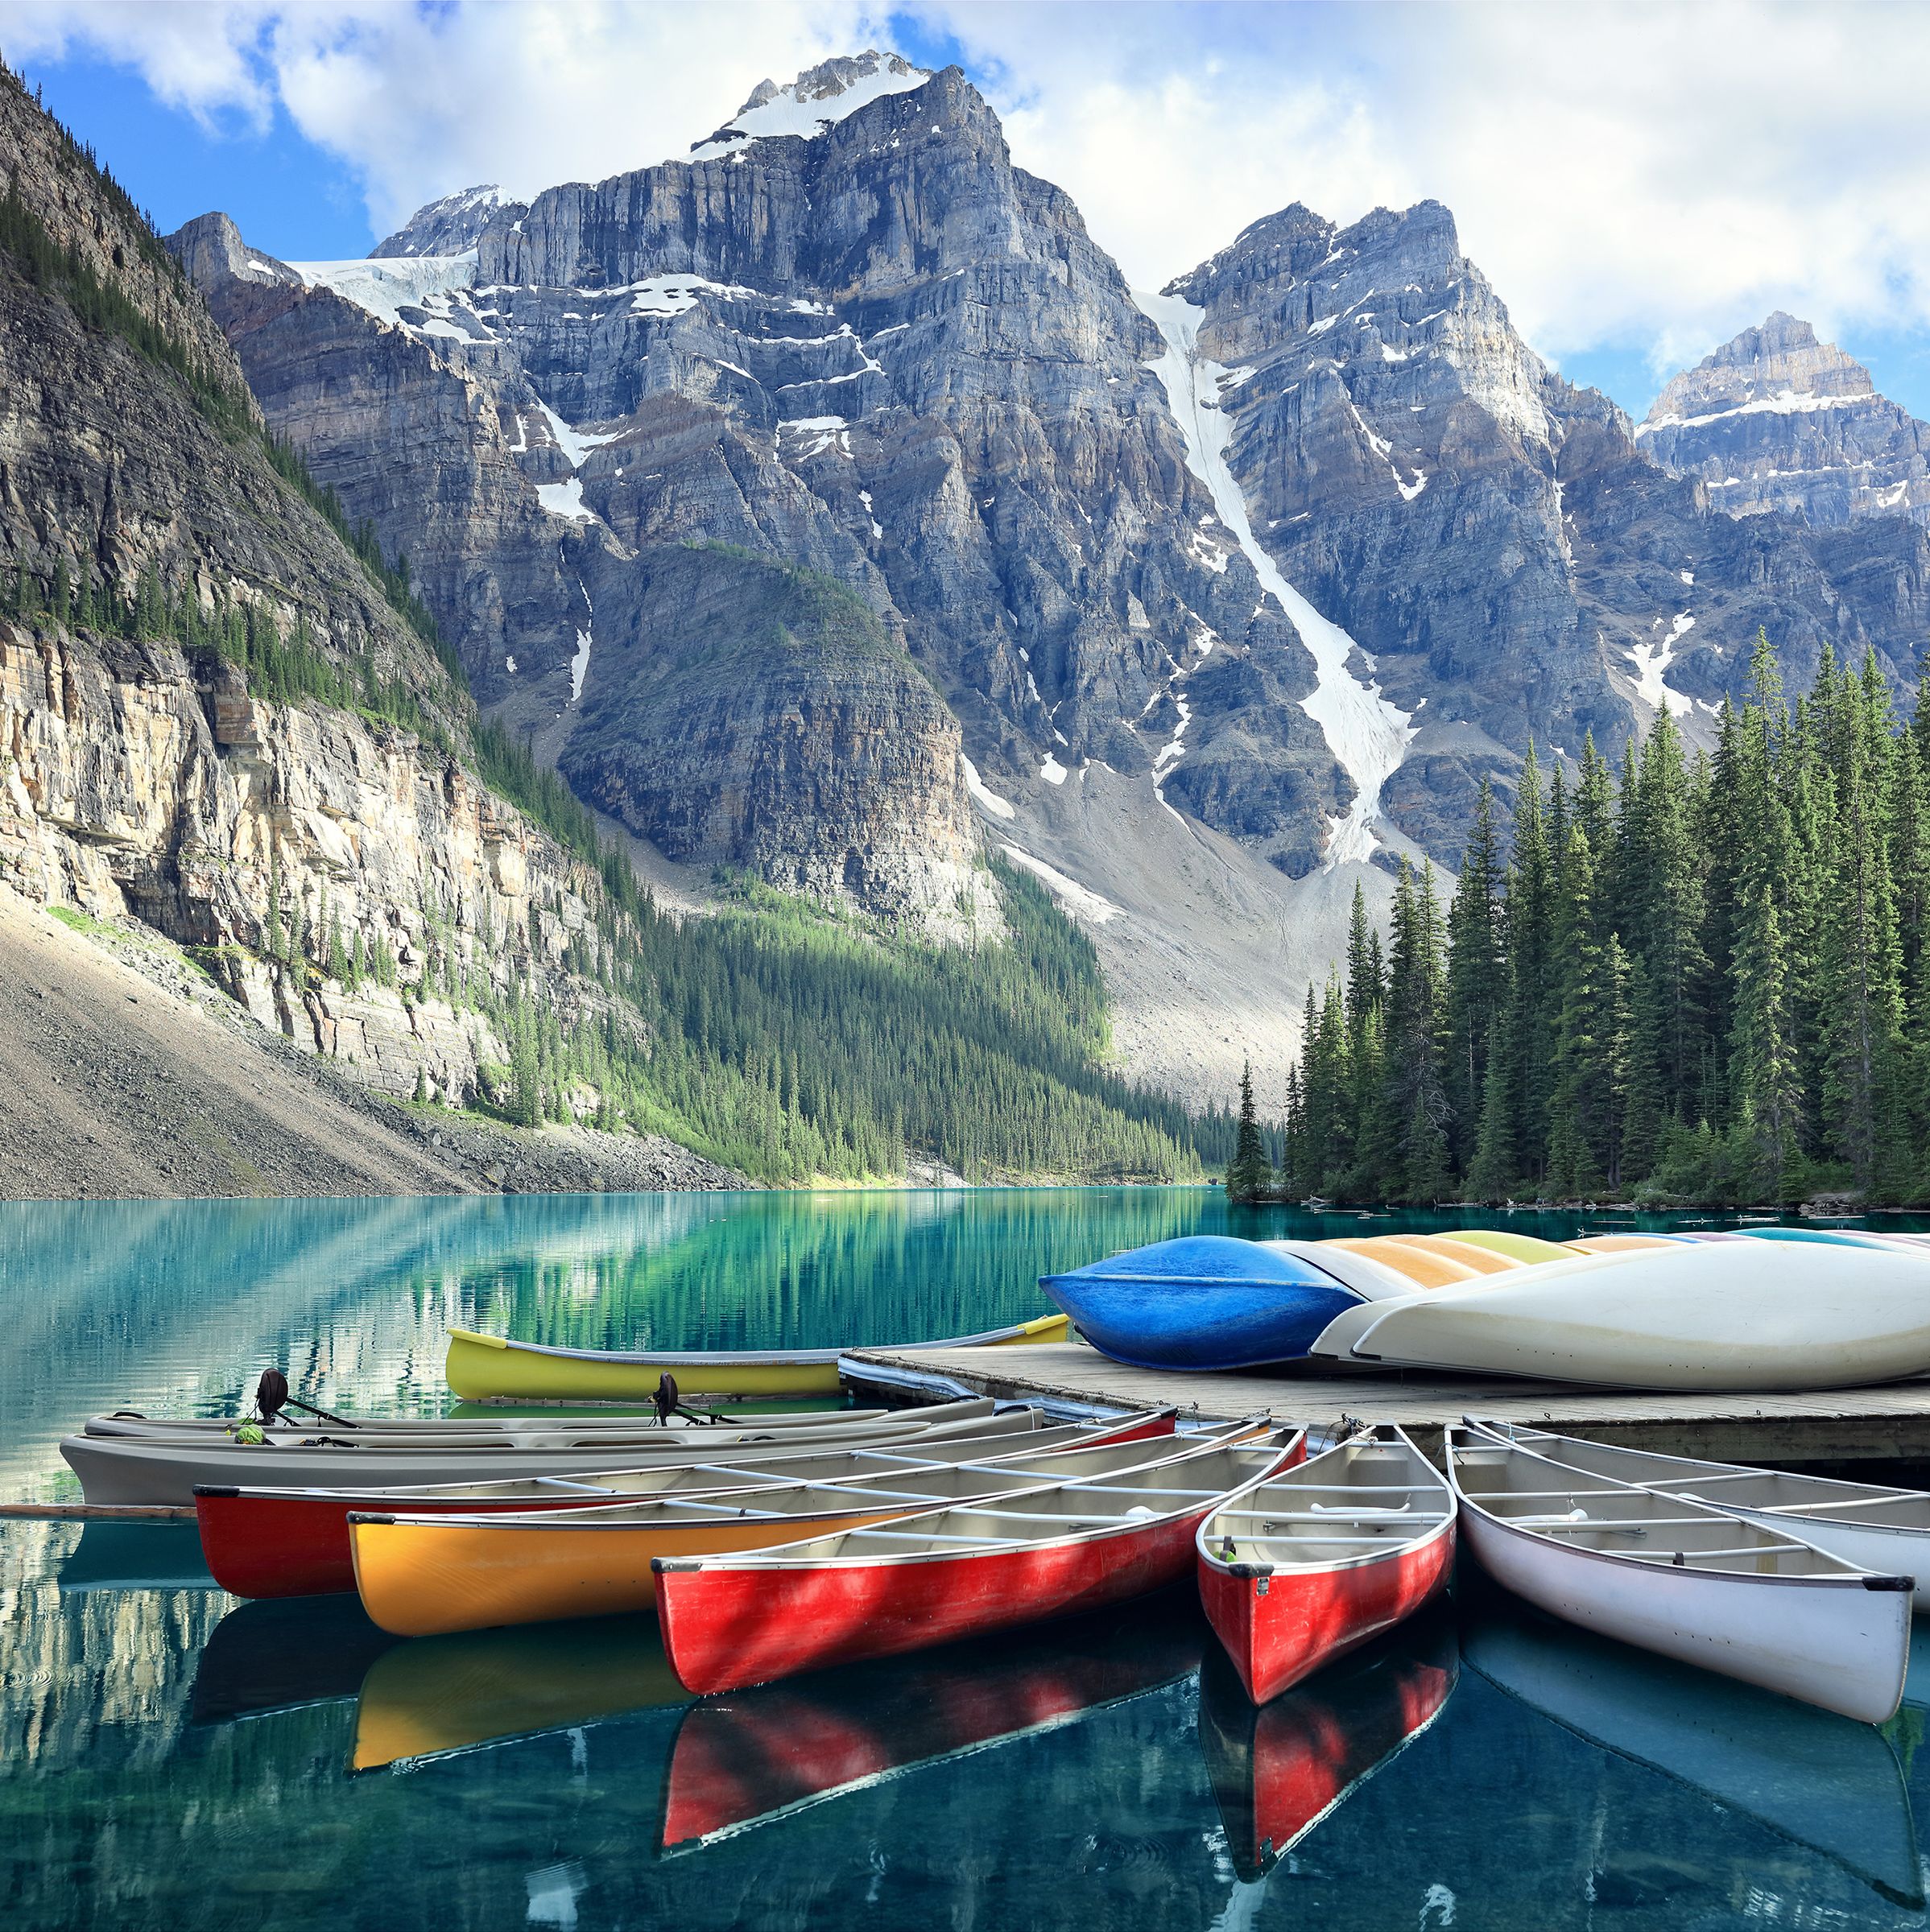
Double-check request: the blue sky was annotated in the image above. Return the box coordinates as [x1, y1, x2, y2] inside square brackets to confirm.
[12, 2, 1930, 421]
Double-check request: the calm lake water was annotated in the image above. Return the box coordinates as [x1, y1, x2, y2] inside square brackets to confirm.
[6, 1187, 1930, 1930]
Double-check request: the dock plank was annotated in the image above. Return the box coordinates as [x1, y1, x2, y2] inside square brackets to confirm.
[846, 1344, 1930, 1465]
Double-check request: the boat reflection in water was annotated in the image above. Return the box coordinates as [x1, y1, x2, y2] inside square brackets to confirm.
[59, 1520, 220, 1595]
[1464, 1602, 1924, 1909]
[659, 1584, 1208, 1852]
[1196, 1609, 1458, 1883]
[190, 1594, 403, 1728]
[350, 1614, 692, 1772]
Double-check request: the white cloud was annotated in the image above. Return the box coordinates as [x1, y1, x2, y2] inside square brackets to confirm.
[14, 0, 1930, 388]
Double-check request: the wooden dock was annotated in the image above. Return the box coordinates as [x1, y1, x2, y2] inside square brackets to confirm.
[845, 1343, 1930, 1468]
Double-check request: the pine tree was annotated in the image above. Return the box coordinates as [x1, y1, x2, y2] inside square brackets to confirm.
[1444, 778, 1506, 1171]
[1546, 826, 1608, 1199]
[1225, 1061, 1273, 1202]
[1504, 744, 1558, 1181]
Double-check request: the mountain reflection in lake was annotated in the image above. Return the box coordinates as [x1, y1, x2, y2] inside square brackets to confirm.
[6, 1519, 1930, 1932]
[9, 1187, 1930, 1926]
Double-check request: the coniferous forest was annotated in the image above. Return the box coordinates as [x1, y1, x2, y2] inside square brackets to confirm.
[1257, 633, 1930, 1208]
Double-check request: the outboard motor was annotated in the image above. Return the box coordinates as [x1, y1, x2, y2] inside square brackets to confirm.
[254, 1368, 291, 1424]
[652, 1372, 680, 1426]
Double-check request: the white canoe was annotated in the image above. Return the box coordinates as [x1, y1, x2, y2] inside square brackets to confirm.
[60, 1399, 1024, 1506]
[1445, 1426, 1911, 1723]
[1472, 1421, 1930, 1610]
[81, 1402, 917, 1439]
[1324, 1241, 1930, 1390]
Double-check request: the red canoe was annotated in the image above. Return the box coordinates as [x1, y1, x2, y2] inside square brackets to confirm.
[1195, 1424, 1454, 1703]
[659, 1589, 1205, 1850]
[1198, 1616, 1458, 1877]
[653, 1424, 1304, 1695]
[192, 1408, 1177, 1599]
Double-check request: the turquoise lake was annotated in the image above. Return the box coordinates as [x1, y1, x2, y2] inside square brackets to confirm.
[7, 1186, 1930, 1929]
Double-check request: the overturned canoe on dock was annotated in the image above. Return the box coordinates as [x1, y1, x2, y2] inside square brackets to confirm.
[445, 1313, 1072, 1402]
[1447, 1426, 1911, 1724]
[1196, 1425, 1455, 1703]
[1321, 1241, 1930, 1390]
[1039, 1237, 1368, 1370]
[652, 1425, 1303, 1695]
[196, 1409, 1177, 1599]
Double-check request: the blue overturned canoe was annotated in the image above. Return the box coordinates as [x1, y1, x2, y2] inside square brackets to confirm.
[1040, 1236, 1363, 1372]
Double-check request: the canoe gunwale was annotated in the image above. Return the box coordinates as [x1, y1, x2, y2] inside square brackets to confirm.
[652, 1426, 1304, 1576]
[1201, 1511, 1457, 1583]
[1448, 1434, 1907, 1592]
[447, 1315, 1064, 1371]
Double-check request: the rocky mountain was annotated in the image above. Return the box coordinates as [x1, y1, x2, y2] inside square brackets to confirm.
[0, 63, 672, 1131]
[150, 48, 1930, 1112]
[1639, 312, 1930, 527]
[371, 184, 506, 258]
[1163, 203, 1930, 851]
[169, 50, 1354, 923]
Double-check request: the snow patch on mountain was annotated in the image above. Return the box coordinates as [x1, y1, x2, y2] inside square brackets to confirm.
[289, 254, 477, 329]
[960, 755, 1015, 820]
[1000, 844, 1119, 924]
[1637, 389, 1875, 437]
[1135, 289, 1415, 866]
[686, 52, 932, 163]
[1627, 612, 1696, 716]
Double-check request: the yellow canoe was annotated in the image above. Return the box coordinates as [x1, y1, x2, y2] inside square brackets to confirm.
[349, 1430, 1220, 1637]
[445, 1312, 1072, 1402]
[353, 1492, 953, 1636]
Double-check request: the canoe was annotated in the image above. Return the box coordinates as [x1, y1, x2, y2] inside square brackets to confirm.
[1040, 1236, 1370, 1370]
[445, 1312, 1072, 1402]
[1325, 1239, 1930, 1390]
[83, 1402, 902, 1439]
[1197, 1615, 1457, 1880]
[196, 1408, 1177, 1600]
[1464, 1602, 1922, 1908]
[657, 1587, 1205, 1852]
[1446, 1426, 1911, 1722]
[1196, 1424, 1455, 1703]
[60, 1397, 1008, 1506]
[349, 1421, 1257, 1637]
[1473, 1421, 1930, 1611]
[351, 1615, 692, 1773]
[653, 1427, 1306, 1695]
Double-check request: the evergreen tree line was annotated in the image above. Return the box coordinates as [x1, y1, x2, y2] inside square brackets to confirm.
[6, 556, 450, 748]
[1257, 633, 1930, 1208]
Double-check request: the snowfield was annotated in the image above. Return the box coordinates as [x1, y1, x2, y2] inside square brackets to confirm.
[1134, 289, 1415, 867]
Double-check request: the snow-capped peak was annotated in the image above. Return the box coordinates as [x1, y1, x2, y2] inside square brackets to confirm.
[685, 52, 932, 163]
[372, 184, 506, 259]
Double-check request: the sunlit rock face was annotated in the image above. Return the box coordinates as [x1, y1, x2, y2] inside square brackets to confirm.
[1640, 313, 1930, 529]
[171, 51, 1930, 898]
[171, 52, 1351, 902]
[0, 68, 641, 1110]
[1168, 204, 1930, 852]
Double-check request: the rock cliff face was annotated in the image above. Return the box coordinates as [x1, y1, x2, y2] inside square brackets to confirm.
[1166, 203, 1930, 852]
[172, 50, 1353, 903]
[0, 63, 634, 1121]
[560, 546, 995, 938]
[1640, 313, 1930, 528]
